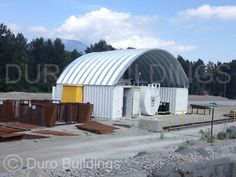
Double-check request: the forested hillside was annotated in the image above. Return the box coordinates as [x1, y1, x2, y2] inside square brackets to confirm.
[0, 24, 81, 92]
[0, 23, 236, 98]
[177, 56, 236, 99]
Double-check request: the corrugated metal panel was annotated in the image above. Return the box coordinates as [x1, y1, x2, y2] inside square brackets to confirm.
[160, 87, 188, 114]
[57, 49, 145, 86]
[132, 87, 140, 115]
[83, 86, 123, 119]
[57, 49, 189, 87]
[52, 85, 63, 101]
[175, 88, 188, 114]
[112, 86, 124, 119]
[160, 87, 176, 114]
[52, 86, 57, 100]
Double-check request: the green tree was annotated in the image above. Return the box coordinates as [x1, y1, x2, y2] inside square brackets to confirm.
[1, 23, 236, 97]
[189, 59, 206, 95]
[226, 60, 236, 98]
[85, 40, 115, 53]
[177, 55, 191, 77]
[64, 49, 81, 66]
[0, 24, 83, 92]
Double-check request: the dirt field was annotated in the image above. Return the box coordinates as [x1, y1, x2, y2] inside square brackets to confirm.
[0, 92, 51, 100]
[189, 95, 236, 107]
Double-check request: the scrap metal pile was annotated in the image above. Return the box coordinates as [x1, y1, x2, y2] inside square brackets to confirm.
[76, 121, 118, 134]
[0, 122, 82, 142]
[0, 99, 119, 143]
[0, 100, 93, 126]
[0, 99, 95, 142]
[32, 130, 79, 136]
[0, 123, 48, 142]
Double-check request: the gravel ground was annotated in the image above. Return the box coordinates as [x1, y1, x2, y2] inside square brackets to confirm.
[188, 95, 236, 107]
[188, 95, 229, 102]
[7, 142, 220, 177]
[0, 93, 235, 177]
[0, 92, 51, 100]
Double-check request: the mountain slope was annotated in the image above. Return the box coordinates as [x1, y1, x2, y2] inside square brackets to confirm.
[62, 39, 87, 53]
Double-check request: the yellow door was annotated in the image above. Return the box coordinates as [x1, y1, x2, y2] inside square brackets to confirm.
[62, 85, 83, 103]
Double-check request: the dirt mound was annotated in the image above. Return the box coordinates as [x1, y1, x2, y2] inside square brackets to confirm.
[175, 146, 211, 157]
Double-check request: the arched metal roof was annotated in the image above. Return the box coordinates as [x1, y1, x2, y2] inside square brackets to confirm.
[57, 49, 189, 87]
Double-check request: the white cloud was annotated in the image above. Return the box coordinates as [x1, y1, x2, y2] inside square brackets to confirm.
[8, 24, 21, 34]
[180, 4, 236, 21]
[110, 36, 196, 52]
[28, 26, 47, 34]
[55, 7, 195, 53]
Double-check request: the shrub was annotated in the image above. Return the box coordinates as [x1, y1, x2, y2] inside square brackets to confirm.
[160, 132, 164, 139]
[217, 132, 227, 140]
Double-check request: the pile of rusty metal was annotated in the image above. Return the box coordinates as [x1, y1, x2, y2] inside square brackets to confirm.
[58, 103, 93, 123]
[0, 100, 18, 122]
[3, 122, 40, 131]
[32, 130, 79, 136]
[76, 121, 118, 134]
[0, 100, 93, 127]
[19, 101, 58, 127]
[0, 123, 46, 142]
[0, 122, 80, 142]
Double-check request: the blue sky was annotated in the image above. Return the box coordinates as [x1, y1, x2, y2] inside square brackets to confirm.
[0, 0, 236, 62]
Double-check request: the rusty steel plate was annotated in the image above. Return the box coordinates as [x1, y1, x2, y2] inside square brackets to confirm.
[32, 130, 79, 136]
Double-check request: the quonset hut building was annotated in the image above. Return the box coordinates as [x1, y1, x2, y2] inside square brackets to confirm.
[52, 49, 189, 120]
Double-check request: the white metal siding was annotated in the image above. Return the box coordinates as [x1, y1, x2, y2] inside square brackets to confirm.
[175, 88, 188, 114]
[123, 88, 133, 117]
[132, 88, 140, 115]
[83, 86, 123, 119]
[52, 84, 63, 101]
[160, 87, 188, 114]
[160, 88, 176, 114]
[112, 86, 124, 119]
[52, 86, 56, 100]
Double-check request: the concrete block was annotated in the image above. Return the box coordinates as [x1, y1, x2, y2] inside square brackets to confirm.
[138, 118, 164, 132]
